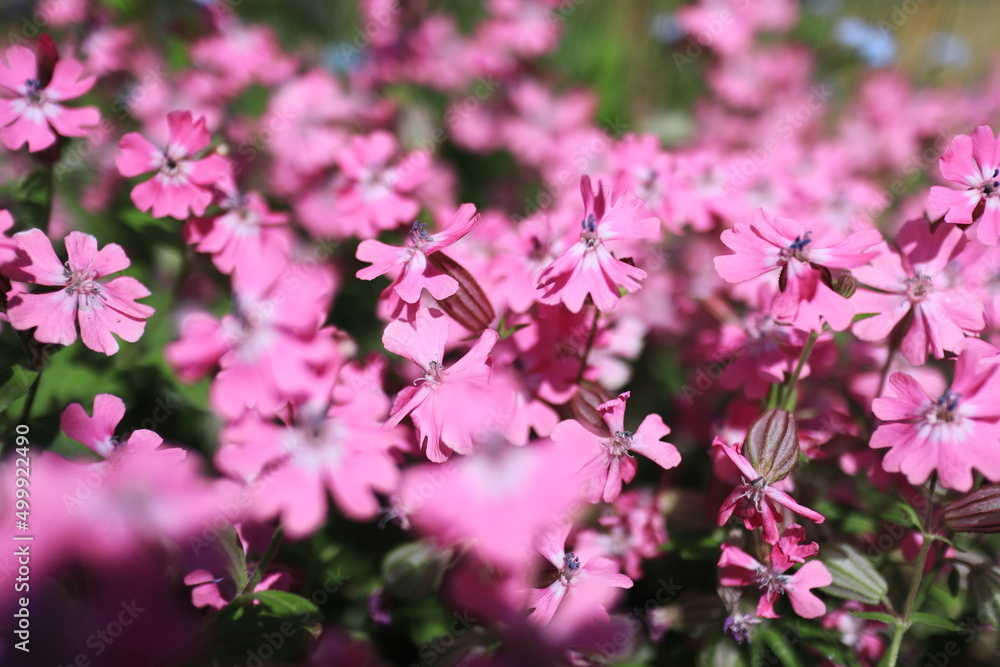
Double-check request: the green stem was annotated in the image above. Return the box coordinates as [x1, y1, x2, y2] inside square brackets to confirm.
[780, 330, 820, 410]
[241, 525, 283, 597]
[885, 474, 938, 667]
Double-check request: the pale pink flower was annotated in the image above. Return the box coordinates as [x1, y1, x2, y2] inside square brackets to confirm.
[719, 524, 832, 619]
[356, 203, 479, 303]
[116, 110, 231, 219]
[550, 391, 680, 503]
[534, 176, 659, 313]
[853, 218, 985, 364]
[5, 229, 154, 355]
[928, 125, 1000, 245]
[713, 437, 824, 544]
[0, 43, 100, 151]
[714, 208, 882, 331]
[383, 308, 499, 462]
[0, 209, 16, 266]
[526, 520, 633, 627]
[871, 348, 1000, 491]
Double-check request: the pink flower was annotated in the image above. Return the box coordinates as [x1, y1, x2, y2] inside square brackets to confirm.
[871, 348, 1000, 491]
[853, 218, 985, 364]
[713, 437, 824, 544]
[5, 229, 154, 355]
[550, 391, 680, 503]
[383, 308, 499, 462]
[928, 125, 1000, 245]
[216, 363, 406, 538]
[116, 110, 231, 219]
[719, 524, 832, 619]
[527, 521, 633, 627]
[533, 176, 659, 313]
[714, 208, 882, 331]
[61, 393, 185, 463]
[0, 42, 100, 152]
[185, 187, 293, 288]
[356, 203, 479, 303]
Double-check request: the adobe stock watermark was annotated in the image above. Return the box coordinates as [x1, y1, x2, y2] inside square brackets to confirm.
[57, 599, 145, 667]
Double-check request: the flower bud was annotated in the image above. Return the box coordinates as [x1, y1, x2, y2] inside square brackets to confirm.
[570, 381, 613, 436]
[427, 252, 495, 334]
[968, 563, 1000, 627]
[382, 540, 454, 601]
[37, 34, 59, 88]
[944, 483, 1000, 533]
[821, 544, 888, 605]
[834, 272, 858, 298]
[743, 409, 799, 483]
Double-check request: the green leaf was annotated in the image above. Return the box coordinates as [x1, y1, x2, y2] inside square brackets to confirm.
[895, 501, 923, 530]
[0, 365, 38, 415]
[947, 566, 962, 598]
[252, 591, 321, 625]
[850, 611, 896, 625]
[499, 323, 530, 339]
[759, 626, 804, 667]
[852, 312, 878, 323]
[910, 612, 960, 632]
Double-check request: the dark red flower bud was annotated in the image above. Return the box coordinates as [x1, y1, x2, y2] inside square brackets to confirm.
[570, 381, 613, 436]
[36, 34, 59, 89]
[427, 252, 495, 335]
[744, 409, 799, 483]
[944, 483, 1000, 533]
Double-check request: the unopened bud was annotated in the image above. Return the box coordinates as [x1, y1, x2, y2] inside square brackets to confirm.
[382, 540, 454, 601]
[570, 381, 613, 436]
[834, 272, 858, 298]
[822, 544, 888, 605]
[744, 409, 799, 483]
[944, 483, 1000, 533]
[36, 34, 58, 88]
[968, 563, 1000, 627]
[427, 252, 495, 334]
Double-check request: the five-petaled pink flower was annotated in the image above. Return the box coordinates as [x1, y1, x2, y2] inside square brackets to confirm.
[714, 208, 882, 331]
[526, 520, 633, 627]
[713, 436, 824, 544]
[0, 40, 100, 152]
[5, 229, 154, 355]
[534, 175, 659, 313]
[356, 203, 479, 303]
[116, 110, 230, 219]
[383, 307, 499, 462]
[719, 524, 832, 619]
[551, 391, 680, 503]
[871, 347, 1000, 492]
[852, 218, 985, 365]
[928, 125, 1000, 245]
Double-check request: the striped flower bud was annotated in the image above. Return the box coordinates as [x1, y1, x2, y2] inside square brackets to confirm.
[382, 540, 455, 601]
[743, 409, 799, 483]
[427, 252, 495, 334]
[822, 544, 888, 605]
[944, 483, 1000, 533]
[570, 381, 614, 436]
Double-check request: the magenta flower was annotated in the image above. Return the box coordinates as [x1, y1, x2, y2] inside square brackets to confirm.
[719, 524, 832, 619]
[61, 393, 185, 464]
[928, 125, 1000, 245]
[526, 521, 633, 627]
[533, 175, 659, 313]
[116, 110, 231, 219]
[853, 218, 985, 364]
[356, 203, 479, 303]
[714, 209, 882, 331]
[871, 348, 1000, 492]
[383, 308, 499, 462]
[713, 437, 824, 544]
[551, 391, 680, 503]
[5, 229, 154, 355]
[0, 43, 100, 152]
